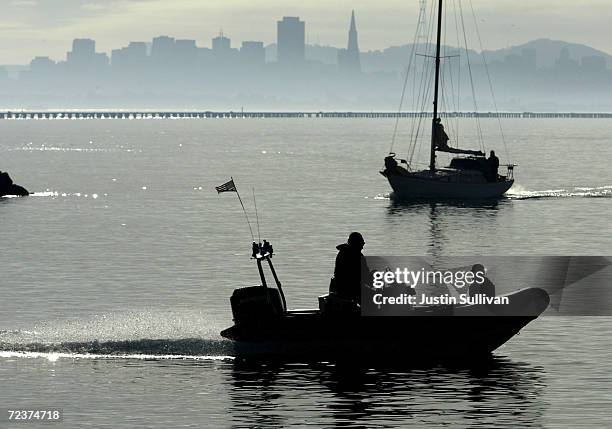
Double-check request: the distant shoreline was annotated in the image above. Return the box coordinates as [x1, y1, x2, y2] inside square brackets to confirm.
[3, 111, 612, 120]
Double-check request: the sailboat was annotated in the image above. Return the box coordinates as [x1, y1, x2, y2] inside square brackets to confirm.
[381, 0, 515, 199]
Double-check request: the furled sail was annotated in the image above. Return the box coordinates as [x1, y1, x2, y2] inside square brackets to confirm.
[436, 146, 485, 157]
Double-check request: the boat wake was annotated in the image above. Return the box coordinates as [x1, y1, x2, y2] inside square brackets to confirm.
[29, 190, 104, 199]
[0, 310, 235, 361]
[0, 338, 234, 361]
[507, 185, 612, 200]
[372, 185, 612, 201]
[9, 145, 139, 153]
[375, 193, 391, 200]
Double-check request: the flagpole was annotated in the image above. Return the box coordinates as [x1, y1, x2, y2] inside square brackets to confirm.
[232, 177, 255, 241]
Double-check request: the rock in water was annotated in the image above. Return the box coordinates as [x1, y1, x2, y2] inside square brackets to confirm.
[0, 171, 29, 197]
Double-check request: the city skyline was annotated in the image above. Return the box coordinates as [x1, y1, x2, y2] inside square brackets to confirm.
[3, 7, 612, 112]
[2, 1, 612, 65]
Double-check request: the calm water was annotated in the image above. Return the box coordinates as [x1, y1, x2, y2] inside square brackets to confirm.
[1, 118, 611, 427]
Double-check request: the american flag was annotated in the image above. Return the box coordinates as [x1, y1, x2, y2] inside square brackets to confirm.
[215, 179, 237, 193]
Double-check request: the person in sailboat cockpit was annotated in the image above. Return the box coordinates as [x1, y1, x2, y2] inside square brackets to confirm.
[488, 150, 500, 182]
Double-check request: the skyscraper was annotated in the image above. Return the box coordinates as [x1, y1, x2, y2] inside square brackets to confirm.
[67, 38, 95, 66]
[212, 32, 235, 64]
[66, 38, 108, 72]
[175, 39, 197, 67]
[338, 10, 361, 74]
[212, 32, 231, 53]
[71, 39, 95, 57]
[277, 17, 305, 65]
[240, 41, 265, 66]
[151, 36, 176, 64]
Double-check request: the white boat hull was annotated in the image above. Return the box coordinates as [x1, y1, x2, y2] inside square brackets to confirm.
[385, 171, 514, 199]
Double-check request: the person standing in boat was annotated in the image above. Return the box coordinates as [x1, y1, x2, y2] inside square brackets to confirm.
[488, 150, 500, 182]
[330, 232, 370, 303]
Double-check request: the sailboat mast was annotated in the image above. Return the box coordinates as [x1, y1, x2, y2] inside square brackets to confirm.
[430, 0, 443, 173]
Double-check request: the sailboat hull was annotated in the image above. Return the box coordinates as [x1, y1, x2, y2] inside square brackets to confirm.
[385, 171, 514, 199]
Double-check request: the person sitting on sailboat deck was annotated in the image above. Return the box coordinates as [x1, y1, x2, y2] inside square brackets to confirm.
[487, 150, 500, 182]
[330, 232, 370, 304]
[468, 264, 496, 298]
[433, 118, 450, 151]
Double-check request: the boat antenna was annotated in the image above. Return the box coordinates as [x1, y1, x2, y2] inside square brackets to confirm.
[252, 186, 261, 243]
[215, 177, 254, 241]
[430, 0, 443, 174]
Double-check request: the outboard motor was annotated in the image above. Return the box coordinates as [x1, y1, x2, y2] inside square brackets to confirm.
[229, 241, 287, 325]
[230, 286, 284, 323]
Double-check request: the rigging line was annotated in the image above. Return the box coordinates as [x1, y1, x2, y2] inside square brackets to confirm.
[407, 0, 437, 162]
[440, 69, 452, 141]
[468, 0, 510, 161]
[452, 0, 462, 147]
[252, 186, 261, 243]
[409, 2, 435, 145]
[440, 67, 458, 155]
[409, 50, 432, 164]
[410, 56, 436, 165]
[406, 55, 419, 160]
[402, 43, 426, 162]
[444, 42, 459, 145]
[441, 0, 455, 139]
[448, 60, 460, 144]
[459, 0, 485, 152]
[409, 50, 433, 162]
[444, 2, 461, 145]
[389, 19, 421, 155]
[406, 3, 435, 158]
[412, 50, 436, 164]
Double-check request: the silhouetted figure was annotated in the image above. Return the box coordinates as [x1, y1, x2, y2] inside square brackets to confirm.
[330, 232, 370, 303]
[433, 118, 450, 151]
[384, 155, 398, 171]
[384, 154, 407, 175]
[488, 150, 500, 182]
[0, 171, 29, 197]
[469, 264, 496, 298]
[432, 119, 486, 157]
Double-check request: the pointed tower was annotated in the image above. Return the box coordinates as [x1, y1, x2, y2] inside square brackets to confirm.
[338, 10, 361, 73]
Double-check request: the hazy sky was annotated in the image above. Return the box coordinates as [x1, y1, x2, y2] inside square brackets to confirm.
[2, 0, 612, 64]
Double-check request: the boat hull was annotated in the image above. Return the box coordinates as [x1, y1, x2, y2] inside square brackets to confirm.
[223, 316, 535, 360]
[221, 288, 549, 360]
[385, 172, 514, 199]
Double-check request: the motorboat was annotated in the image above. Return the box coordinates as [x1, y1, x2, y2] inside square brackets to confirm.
[220, 243, 549, 360]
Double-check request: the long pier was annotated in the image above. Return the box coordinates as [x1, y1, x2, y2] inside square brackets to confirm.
[2, 111, 612, 120]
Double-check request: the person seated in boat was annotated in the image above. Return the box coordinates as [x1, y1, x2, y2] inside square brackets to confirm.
[487, 150, 500, 182]
[433, 119, 487, 157]
[469, 264, 496, 298]
[330, 232, 370, 304]
[433, 118, 451, 151]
